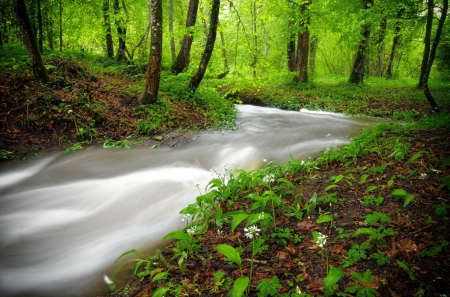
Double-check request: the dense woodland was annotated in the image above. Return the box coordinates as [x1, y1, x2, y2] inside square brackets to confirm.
[1, 1, 450, 297]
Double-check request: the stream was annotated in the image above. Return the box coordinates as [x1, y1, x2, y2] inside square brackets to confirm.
[0, 105, 379, 296]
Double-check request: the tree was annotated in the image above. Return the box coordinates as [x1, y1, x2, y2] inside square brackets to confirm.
[349, 0, 374, 84]
[296, 0, 311, 83]
[140, 0, 162, 105]
[103, 0, 114, 58]
[171, 0, 199, 74]
[418, 0, 434, 87]
[374, 18, 387, 77]
[59, 0, 62, 51]
[188, 0, 220, 92]
[14, 0, 49, 83]
[422, 0, 448, 112]
[114, 0, 128, 61]
[169, 0, 176, 63]
[385, 8, 403, 79]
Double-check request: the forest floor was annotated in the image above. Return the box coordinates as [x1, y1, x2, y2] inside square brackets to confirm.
[1, 57, 450, 297]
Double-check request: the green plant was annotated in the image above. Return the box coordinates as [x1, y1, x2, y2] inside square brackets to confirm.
[345, 270, 378, 297]
[433, 202, 450, 217]
[271, 227, 303, 246]
[323, 266, 344, 296]
[0, 149, 13, 159]
[364, 212, 391, 224]
[256, 276, 282, 297]
[229, 277, 249, 297]
[215, 244, 243, 270]
[371, 250, 391, 266]
[418, 240, 449, 257]
[391, 188, 415, 208]
[396, 260, 416, 280]
[361, 195, 384, 207]
[211, 270, 232, 292]
[439, 176, 450, 190]
[64, 142, 84, 152]
[341, 243, 370, 268]
[353, 227, 397, 245]
[312, 231, 329, 272]
[103, 139, 132, 148]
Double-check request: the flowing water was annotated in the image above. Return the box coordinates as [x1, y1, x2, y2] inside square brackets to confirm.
[0, 105, 379, 296]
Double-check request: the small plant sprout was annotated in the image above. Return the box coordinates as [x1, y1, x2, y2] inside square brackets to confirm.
[194, 182, 202, 195]
[312, 231, 330, 272]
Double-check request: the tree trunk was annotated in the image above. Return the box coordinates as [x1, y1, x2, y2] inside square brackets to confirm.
[217, 30, 229, 78]
[251, 0, 257, 77]
[418, 0, 434, 87]
[129, 1, 152, 60]
[348, 0, 373, 84]
[188, 0, 220, 92]
[103, 0, 114, 58]
[59, 0, 62, 52]
[114, 0, 128, 61]
[171, 0, 199, 74]
[14, 0, 49, 83]
[422, 0, 448, 112]
[374, 18, 387, 77]
[140, 0, 162, 105]
[287, 19, 296, 72]
[169, 0, 176, 64]
[309, 35, 318, 79]
[296, 0, 311, 83]
[37, 0, 43, 52]
[385, 10, 403, 79]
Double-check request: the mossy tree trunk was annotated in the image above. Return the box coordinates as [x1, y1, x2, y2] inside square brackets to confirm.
[140, 0, 162, 105]
[14, 0, 49, 83]
[418, 0, 434, 88]
[188, 0, 220, 92]
[171, 0, 199, 74]
[348, 0, 374, 84]
[103, 0, 114, 59]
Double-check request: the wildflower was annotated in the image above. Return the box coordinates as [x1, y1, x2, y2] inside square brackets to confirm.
[181, 214, 191, 222]
[263, 173, 275, 183]
[194, 183, 200, 187]
[217, 229, 223, 235]
[326, 133, 331, 137]
[67, 109, 73, 114]
[258, 212, 265, 220]
[244, 225, 261, 239]
[420, 173, 427, 179]
[103, 274, 114, 285]
[187, 226, 196, 235]
[263, 159, 267, 163]
[316, 232, 328, 248]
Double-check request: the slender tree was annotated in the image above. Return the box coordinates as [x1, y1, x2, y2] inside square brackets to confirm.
[374, 18, 387, 77]
[418, 0, 434, 87]
[140, 0, 162, 105]
[114, 0, 128, 61]
[188, 0, 220, 92]
[169, 0, 176, 63]
[103, 0, 114, 58]
[59, 0, 62, 51]
[37, 0, 43, 52]
[296, 0, 311, 82]
[422, 0, 448, 112]
[14, 0, 49, 83]
[171, 0, 199, 74]
[385, 9, 403, 79]
[349, 0, 374, 84]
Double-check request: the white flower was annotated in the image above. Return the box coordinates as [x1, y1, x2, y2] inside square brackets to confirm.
[67, 109, 73, 114]
[420, 173, 427, 179]
[326, 133, 331, 137]
[187, 226, 196, 235]
[244, 225, 261, 239]
[258, 212, 265, 220]
[181, 214, 191, 222]
[263, 159, 267, 163]
[263, 174, 275, 183]
[103, 274, 114, 285]
[217, 229, 223, 235]
[316, 232, 328, 248]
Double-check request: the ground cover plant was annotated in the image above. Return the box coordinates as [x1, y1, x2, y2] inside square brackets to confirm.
[106, 114, 450, 297]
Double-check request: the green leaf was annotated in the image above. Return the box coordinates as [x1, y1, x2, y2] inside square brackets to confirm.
[362, 269, 374, 283]
[324, 267, 345, 295]
[152, 287, 169, 297]
[229, 277, 249, 297]
[324, 184, 338, 192]
[403, 194, 415, 208]
[391, 188, 408, 197]
[152, 272, 168, 282]
[215, 244, 242, 268]
[114, 249, 145, 265]
[317, 214, 333, 224]
[359, 174, 369, 184]
[366, 185, 378, 192]
[163, 230, 191, 241]
[406, 152, 422, 164]
[229, 213, 249, 232]
[353, 227, 377, 236]
[351, 271, 363, 283]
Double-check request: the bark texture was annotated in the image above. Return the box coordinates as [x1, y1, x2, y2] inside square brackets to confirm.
[188, 0, 220, 92]
[171, 0, 199, 74]
[14, 0, 49, 83]
[385, 10, 403, 79]
[296, 0, 311, 82]
[103, 0, 114, 58]
[348, 0, 373, 84]
[114, 0, 128, 61]
[140, 0, 162, 105]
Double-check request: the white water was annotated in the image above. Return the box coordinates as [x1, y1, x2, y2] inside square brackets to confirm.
[0, 105, 378, 296]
